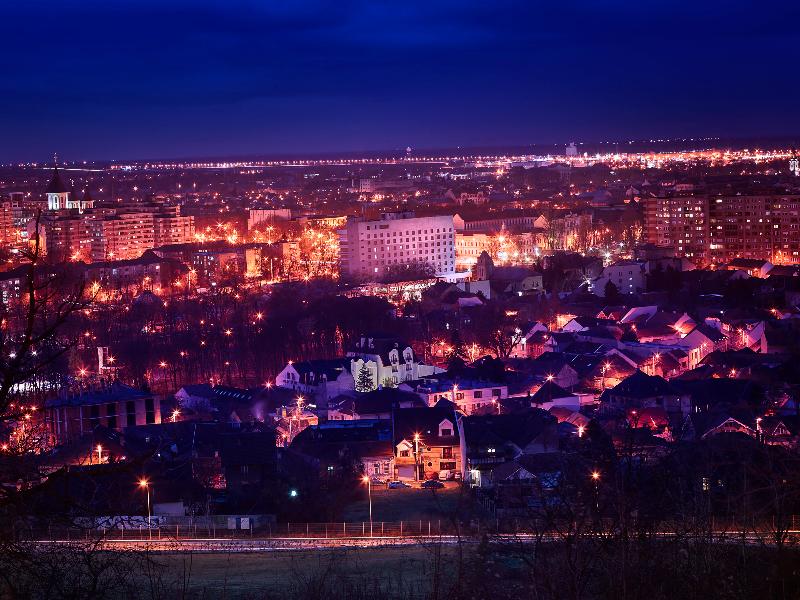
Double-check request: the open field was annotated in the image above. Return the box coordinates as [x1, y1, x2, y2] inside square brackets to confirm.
[149, 545, 463, 599]
[341, 482, 478, 523]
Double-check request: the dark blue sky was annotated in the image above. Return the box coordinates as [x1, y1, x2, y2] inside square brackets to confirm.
[3, 0, 798, 162]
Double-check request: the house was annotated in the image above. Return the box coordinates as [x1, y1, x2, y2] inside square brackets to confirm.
[601, 370, 690, 415]
[291, 419, 395, 480]
[219, 429, 278, 497]
[275, 359, 354, 406]
[517, 353, 580, 389]
[175, 384, 216, 412]
[411, 376, 508, 415]
[460, 410, 559, 487]
[529, 381, 580, 411]
[509, 322, 549, 358]
[490, 266, 544, 296]
[589, 261, 647, 296]
[726, 258, 773, 279]
[45, 382, 161, 444]
[393, 404, 461, 481]
[175, 384, 292, 422]
[678, 323, 728, 369]
[348, 334, 442, 391]
[327, 388, 425, 420]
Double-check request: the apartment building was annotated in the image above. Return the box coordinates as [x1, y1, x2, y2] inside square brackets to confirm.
[708, 195, 800, 264]
[338, 212, 456, 278]
[642, 194, 708, 262]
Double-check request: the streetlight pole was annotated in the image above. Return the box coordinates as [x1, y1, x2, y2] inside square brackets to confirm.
[591, 471, 600, 512]
[139, 479, 151, 540]
[362, 475, 373, 537]
[413, 433, 420, 482]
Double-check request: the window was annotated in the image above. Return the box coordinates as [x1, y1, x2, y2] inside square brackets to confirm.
[106, 403, 117, 430]
[473, 390, 483, 399]
[492, 388, 501, 397]
[442, 447, 453, 459]
[126, 401, 136, 427]
[145, 398, 155, 424]
[487, 447, 496, 454]
[400, 450, 410, 457]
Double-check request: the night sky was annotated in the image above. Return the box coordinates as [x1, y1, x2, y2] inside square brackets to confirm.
[3, 1, 799, 162]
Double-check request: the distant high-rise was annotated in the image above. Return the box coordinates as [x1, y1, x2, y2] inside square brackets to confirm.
[566, 142, 578, 157]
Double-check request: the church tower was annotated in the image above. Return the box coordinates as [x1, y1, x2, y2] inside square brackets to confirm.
[45, 156, 70, 210]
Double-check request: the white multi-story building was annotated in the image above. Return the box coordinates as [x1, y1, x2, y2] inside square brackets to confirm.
[338, 212, 456, 279]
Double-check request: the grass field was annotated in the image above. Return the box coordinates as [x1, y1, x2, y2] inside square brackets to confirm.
[341, 482, 478, 523]
[150, 545, 465, 598]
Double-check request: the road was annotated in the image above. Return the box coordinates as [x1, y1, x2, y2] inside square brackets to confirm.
[28, 530, 800, 553]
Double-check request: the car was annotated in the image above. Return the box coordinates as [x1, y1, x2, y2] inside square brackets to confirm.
[387, 480, 411, 489]
[421, 479, 444, 489]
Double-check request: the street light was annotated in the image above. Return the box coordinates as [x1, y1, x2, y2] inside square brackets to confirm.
[413, 433, 421, 482]
[138, 478, 152, 539]
[591, 470, 600, 512]
[362, 475, 373, 537]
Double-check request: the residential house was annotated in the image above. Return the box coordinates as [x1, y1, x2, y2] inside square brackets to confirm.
[411, 376, 508, 415]
[275, 359, 354, 407]
[460, 410, 559, 487]
[601, 370, 690, 416]
[291, 419, 395, 480]
[393, 404, 461, 481]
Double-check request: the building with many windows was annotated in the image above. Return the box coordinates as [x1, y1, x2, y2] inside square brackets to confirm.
[338, 212, 456, 279]
[708, 194, 800, 264]
[642, 194, 708, 262]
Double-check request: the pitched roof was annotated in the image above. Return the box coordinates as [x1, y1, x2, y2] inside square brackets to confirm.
[292, 358, 351, 380]
[461, 410, 556, 451]
[349, 335, 414, 365]
[608, 370, 677, 398]
[45, 382, 151, 408]
[45, 167, 68, 194]
[346, 388, 425, 414]
[531, 381, 577, 404]
[393, 406, 459, 446]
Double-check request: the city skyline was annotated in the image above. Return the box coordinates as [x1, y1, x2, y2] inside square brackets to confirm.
[3, 0, 800, 163]
[3, 3, 800, 597]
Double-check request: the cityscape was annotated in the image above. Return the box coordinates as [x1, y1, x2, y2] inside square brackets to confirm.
[2, 2, 800, 599]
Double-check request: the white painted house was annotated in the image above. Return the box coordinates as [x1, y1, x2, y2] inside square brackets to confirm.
[348, 335, 442, 391]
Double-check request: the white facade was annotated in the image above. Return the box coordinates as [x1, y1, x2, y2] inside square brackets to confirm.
[338, 212, 456, 279]
[590, 261, 647, 296]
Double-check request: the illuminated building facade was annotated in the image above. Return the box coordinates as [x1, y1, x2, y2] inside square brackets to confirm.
[643, 194, 708, 262]
[338, 212, 456, 278]
[708, 195, 800, 264]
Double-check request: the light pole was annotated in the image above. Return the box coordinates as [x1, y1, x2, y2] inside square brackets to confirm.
[413, 433, 421, 482]
[139, 479, 151, 540]
[362, 475, 373, 537]
[591, 470, 600, 512]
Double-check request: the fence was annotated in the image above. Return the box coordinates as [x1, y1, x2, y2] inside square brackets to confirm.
[17, 515, 800, 543]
